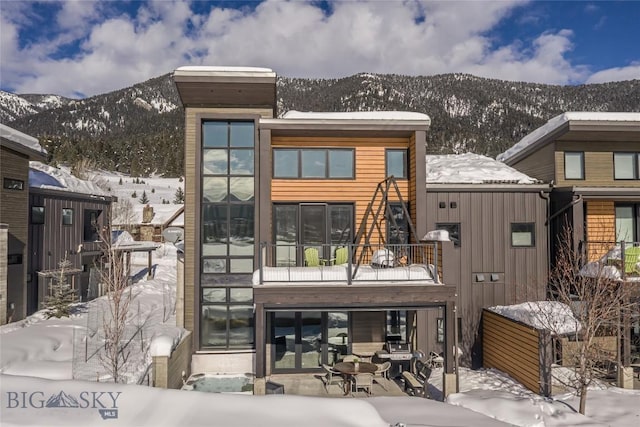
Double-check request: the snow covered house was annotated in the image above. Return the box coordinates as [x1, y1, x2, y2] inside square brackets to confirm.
[0, 124, 47, 323]
[173, 66, 460, 394]
[27, 162, 114, 314]
[425, 153, 550, 363]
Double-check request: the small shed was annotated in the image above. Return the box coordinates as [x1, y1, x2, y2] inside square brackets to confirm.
[482, 301, 579, 396]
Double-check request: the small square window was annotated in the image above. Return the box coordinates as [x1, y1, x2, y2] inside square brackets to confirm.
[386, 149, 408, 179]
[31, 206, 45, 224]
[435, 222, 461, 247]
[614, 153, 638, 180]
[511, 223, 535, 247]
[564, 152, 584, 180]
[62, 208, 73, 226]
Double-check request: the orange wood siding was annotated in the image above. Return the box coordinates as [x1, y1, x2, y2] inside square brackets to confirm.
[585, 201, 616, 261]
[409, 134, 418, 242]
[271, 137, 410, 245]
[483, 309, 541, 394]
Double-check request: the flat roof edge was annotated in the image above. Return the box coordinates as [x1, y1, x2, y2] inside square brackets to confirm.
[261, 118, 430, 130]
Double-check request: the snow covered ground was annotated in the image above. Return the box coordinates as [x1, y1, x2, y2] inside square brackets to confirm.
[1, 244, 638, 426]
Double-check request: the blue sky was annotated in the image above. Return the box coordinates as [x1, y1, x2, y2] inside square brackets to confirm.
[1, 0, 638, 98]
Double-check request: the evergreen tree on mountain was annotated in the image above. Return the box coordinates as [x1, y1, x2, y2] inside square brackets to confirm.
[139, 190, 149, 204]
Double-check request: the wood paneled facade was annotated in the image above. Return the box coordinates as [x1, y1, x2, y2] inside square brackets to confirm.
[483, 309, 550, 395]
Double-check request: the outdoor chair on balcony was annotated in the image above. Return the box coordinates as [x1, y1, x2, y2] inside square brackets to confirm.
[624, 247, 640, 275]
[304, 247, 321, 267]
[334, 246, 348, 265]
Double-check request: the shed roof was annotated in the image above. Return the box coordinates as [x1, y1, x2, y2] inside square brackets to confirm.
[497, 112, 640, 164]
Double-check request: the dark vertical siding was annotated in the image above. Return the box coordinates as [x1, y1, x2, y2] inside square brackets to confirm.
[28, 190, 111, 312]
[425, 188, 549, 356]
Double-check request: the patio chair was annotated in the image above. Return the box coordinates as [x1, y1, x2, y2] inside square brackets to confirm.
[373, 361, 391, 390]
[334, 246, 348, 265]
[624, 247, 640, 275]
[352, 373, 373, 396]
[304, 247, 320, 267]
[321, 364, 343, 392]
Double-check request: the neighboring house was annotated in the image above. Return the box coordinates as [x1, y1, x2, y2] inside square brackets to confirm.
[425, 153, 550, 364]
[28, 162, 114, 314]
[498, 112, 640, 263]
[112, 204, 184, 242]
[173, 66, 459, 394]
[0, 124, 48, 323]
[498, 112, 640, 370]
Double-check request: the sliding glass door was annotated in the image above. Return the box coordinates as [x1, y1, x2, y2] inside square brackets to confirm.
[273, 203, 353, 266]
[616, 203, 640, 243]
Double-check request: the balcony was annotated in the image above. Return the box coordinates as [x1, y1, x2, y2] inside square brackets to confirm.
[254, 243, 442, 286]
[579, 240, 640, 282]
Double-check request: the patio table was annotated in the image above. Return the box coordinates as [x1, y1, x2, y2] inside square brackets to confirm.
[334, 361, 377, 395]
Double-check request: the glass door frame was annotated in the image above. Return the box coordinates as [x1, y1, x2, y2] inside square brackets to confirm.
[270, 311, 347, 373]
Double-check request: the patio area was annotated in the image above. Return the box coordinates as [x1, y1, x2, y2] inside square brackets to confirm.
[266, 373, 414, 398]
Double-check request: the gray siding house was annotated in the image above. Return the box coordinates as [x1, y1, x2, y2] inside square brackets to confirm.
[425, 153, 550, 365]
[28, 162, 114, 314]
[1, 125, 47, 323]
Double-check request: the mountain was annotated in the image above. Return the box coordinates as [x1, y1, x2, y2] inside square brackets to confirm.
[2, 73, 639, 177]
[45, 391, 80, 408]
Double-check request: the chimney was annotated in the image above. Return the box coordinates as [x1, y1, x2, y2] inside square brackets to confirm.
[142, 205, 154, 223]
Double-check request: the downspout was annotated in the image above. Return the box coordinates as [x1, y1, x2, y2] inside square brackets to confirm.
[538, 188, 552, 296]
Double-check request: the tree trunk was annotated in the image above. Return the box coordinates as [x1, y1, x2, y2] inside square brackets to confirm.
[579, 383, 587, 415]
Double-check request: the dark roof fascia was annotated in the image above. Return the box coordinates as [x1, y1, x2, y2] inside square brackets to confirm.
[502, 122, 569, 166]
[554, 186, 640, 199]
[1, 139, 47, 161]
[29, 186, 115, 203]
[426, 183, 551, 193]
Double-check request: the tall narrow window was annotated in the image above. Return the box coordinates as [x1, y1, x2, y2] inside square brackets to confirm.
[201, 120, 255, 274]
[615, 204, 639, 243]
[564, 152, 584, 180]
[386, 149, 408, 179]
[31, 206, 45, 224]
[83, 209, 102, 241]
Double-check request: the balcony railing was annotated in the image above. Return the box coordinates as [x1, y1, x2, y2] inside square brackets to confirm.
[255, 242, 441, 285]
[579, 240, 640, 281]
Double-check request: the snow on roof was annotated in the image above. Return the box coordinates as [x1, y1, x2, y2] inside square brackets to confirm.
[282, 110, 431, 122]
[426, 153, 539, 184]
[29, 162, 110, 197]
[174, 66, 275, 77]
[489, 301, 580, 335]
[0, 123, 47, 157]
[497, 112, 640, 163]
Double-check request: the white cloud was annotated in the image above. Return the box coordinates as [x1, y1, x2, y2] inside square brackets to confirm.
[2, 0, 632, 98]
[586, 63, 640, 84]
